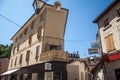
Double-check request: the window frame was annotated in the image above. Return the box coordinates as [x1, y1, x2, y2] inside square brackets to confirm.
[105, 34, 115, 52]
[19, 54, 23, 64]
[26, 50, 30, 62]
[104, 18, 109, 27]
[14, 57, 17, 66]
[35, 46, 40, 61]
[118, 8, 120, 17]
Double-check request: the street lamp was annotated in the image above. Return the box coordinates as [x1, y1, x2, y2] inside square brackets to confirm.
[32, 0, 45, 14]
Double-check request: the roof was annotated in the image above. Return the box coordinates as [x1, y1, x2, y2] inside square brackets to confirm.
[93, 0, 120, 23]
[11, 2, 68, 40]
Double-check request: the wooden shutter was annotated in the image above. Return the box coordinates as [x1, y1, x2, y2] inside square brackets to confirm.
[17, 44, 19, 52]
[26, 50, 30, 62]
[19, 54, 23, 64]
[15, 57, 17, 65]
[105, 34, 115, 52]
[29, 34, 32, 45]
[11, 59, 13, 67]
[37, 27, 42, 38]
[36, 46, 40, 59]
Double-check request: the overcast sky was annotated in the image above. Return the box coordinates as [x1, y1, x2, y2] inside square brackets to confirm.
[0, 0, 112, 57]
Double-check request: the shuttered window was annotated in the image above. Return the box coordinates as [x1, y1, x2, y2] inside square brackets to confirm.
[29, 34, 32, 45]
[105, 34, 115, 52]
[35, 46, 40, 59]
[118, 8, 120, 17]
[104, 18, 109, 27]
[17, 44, 19, 52]
[15, 57, 17, 66]
[11, 59, 13, 67]
[37, 27, 42, 38]
[13, 47, 16, 54]
[31, 21, 34, 29]
[19, 54, 23, 64]
[26, 50, 30, 62]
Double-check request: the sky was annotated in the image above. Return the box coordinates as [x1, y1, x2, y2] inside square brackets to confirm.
[0, 0, 113, 58]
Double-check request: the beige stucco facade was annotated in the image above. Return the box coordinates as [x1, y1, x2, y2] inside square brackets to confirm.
[8, 2, 68, 72]
[97, 2, 120, 54]
[67, 60, 88, 80]
[93, 1, 120, 80]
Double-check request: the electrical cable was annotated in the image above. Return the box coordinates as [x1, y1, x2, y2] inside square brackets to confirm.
[0, 14, 21, 27]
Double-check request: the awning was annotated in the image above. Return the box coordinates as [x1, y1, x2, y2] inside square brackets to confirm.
[103, 52, 120, 62]
[1, 68, 20, 76]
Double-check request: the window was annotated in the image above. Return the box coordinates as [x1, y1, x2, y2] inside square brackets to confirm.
[104, 19, 109, 27]
[29, 34, 32, 45]
[105, 34, 115, 52]
[24, 28, 28, 35]
[31, 21, 34, 29]
[17, 44, 19, 52]
[0, 62, 2, 72]
[20, 33, 22, 39]
[37, 27, 42, 38]
[13, 47, 16, 54]
[118, 8, 120, 17]
[10, 59, 13, 67]
[15, 38, 18, 42]
[40, 13, 45, 22]
[15, 57, 17, 66]
[35, 46, 40, 59]
[118, 28, 120, 40]
[26, 50, 30, 62]
[19, 54, 23, 64]
[45, 44, 61, 51]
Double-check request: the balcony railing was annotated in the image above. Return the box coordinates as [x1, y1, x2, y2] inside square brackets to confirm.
[40, 50, 68, 62]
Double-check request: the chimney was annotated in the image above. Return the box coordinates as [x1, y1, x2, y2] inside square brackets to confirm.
[54, 1, 61, 11]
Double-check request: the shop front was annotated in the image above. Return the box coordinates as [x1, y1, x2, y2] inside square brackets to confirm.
[9, 61, 67, 80]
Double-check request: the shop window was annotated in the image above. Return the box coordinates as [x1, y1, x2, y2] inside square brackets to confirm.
[26, 50, 30, 62]
[118, 8, 120, 17]
[37, 27, 42, 39]
[14, 57, 17, 66]
[105, 34, 115, 52]
[104, 18, 109, 27]
[35, 46, 40, 60]
[19, 54, 23, 64]
[54, 72, 62, 80]
[29, 34, 32, 45]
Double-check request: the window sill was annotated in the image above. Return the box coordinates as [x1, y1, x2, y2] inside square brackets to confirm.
[116, 17, 120, 22]
[103, 24, 112, 31]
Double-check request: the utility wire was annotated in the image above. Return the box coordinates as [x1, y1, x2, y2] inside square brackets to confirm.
[0, 14, 21, 27]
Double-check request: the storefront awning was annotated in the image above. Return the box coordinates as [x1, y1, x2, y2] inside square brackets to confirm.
[103, 52, 120, 62]
[1, 68, 20, 76]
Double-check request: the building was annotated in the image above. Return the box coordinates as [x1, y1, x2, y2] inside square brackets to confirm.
[67, 58, 88, 80]
[93, 0, 120, 80]
[2, 1, 68, 80]
[0, 58, 9, 76]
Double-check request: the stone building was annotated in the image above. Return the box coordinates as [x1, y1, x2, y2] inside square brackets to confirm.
[67, 59, 88, 80]
[93, 0, 120, 80]
[0, 58, 9, 76]
[2, 1, 68, 80]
